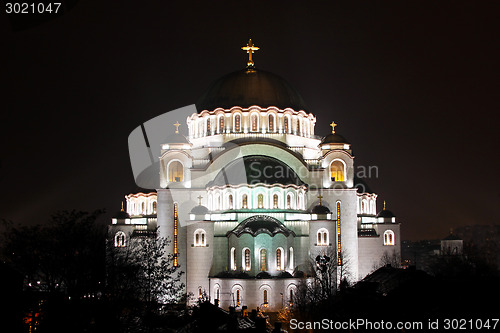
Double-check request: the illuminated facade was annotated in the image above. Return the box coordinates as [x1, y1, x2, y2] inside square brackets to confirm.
[110, 40, 400, 310]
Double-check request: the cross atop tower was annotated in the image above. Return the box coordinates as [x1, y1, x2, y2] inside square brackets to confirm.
[198, 195, 203, 205]
[174, 121, 181, 134]
[317, 194, 323, 206]
[241, 39, 259, 69]
[330, 121, 338, 134]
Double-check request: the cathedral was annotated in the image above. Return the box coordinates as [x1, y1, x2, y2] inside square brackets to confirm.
[110, 40, 401, 311]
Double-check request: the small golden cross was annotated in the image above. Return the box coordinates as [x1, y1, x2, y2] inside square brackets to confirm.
[174, 121, 181, 134]
[330, 121, 337, 134]
[241, 39, 259, 69]
[198, 195, 203, 205]
[317, 194, 323, 206]
[383, 200, 386, 210]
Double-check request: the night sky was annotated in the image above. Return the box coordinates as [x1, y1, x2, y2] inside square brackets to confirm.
[2, 1, 499, 241]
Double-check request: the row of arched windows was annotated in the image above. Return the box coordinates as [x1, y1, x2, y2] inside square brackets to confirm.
[209, 189, 306, 211]
[230, 247, 293, 271]
[189, 111, 315, 138]
[213, 284, 296, 308]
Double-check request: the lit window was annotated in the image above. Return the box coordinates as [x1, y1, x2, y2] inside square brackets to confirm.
[258, 194, 264, 209]
[242, 194, 248, 209]
[260, 249, 267, 271]
[273, 194, 279, 209]
[330, 160, 345, 182]
[284, 116, 289, 133]
[194, 229, 206, 247]
[206, 117, 211, 135]
[230, 247, 236, 270]
[114, 231, 126, 247]
[228, 194, 233, 209]
[174, 203, 178, 266]
[216, 288, 220, 301]
[286, 194, 292, 209]
[276, 248, 283, 270]
[269, 114, 275, 132]
[168, 161, 184, 182]
[219, 116, 224, 134]
[263, 290, 268, 305]
[234, 114, 241, 132]
[384, 230, 395, 246]
[251, 113, 258, 132]
[152, 201, 157, 214]
[296, 118, 300, 134]
[317, 228, 329, 246]
[236, 289, 240, 306]
[243, 248, 251, 271]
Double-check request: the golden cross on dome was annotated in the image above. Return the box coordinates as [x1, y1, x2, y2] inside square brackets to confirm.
[174, 121, 181, 134]
[317, 194, 323, 206]
[241, 38, 259, 69]
[330, 121, 338, 134]
[383, 200, 387, 210]
[198, 195, 203, 205]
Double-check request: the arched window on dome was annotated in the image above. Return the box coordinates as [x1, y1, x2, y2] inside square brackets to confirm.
[384, 230, 395, 246]
[234, 114, 241, 132]
[284, 116, 290, 133]
[330, 160, 345, 182]
[258, 194, 264, 209]
[168, 160, 184, 182]
[268, 114, 275, 132]
[251, 113, 259, 132]
[194, 229, 206, 247]
[206, 117, 211, 135]
[260, 249, 267, 271]
[230, 247, 236, 270]
[296, 118, 301, 135]
[286, 193, 294, 209]
[273, 194, 279, 209]
[218, 115, 225, 134]
[114, 231, 126, 247]
[276, 247, 284, 271]
[317, 228, 329, 246]
[152, 201, 157, 214]
[228, 194, 234, 210]
[242, 194, 248, 209]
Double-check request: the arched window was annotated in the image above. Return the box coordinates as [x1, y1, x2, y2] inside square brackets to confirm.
[296, 118, 300, 134]
[284, 116, 290, 133]
[260, 249, 267, 271]
[194, 229, 206, 247]
[263, 289, 268, 305]
[286, 194, 292, 209]
[228, 194, 233, 209]
[114, 231, 126, 247]
[168, 161, 184, 182]
[251, 113, 258, 132]
[152, 201, 157, 214]
[273, 194, 279, 209]
[230, 247, 236, 270]
[234, 114, 241, 132]
[206, 117, 211, 135]
[243, 248, 251, 271]
[317, 228, 329, 246]
[276, 248, 283, 271]
[242, 194, 248, 209]
[236, 289, 240, 306]
[268, 114, 275, 132]
[289, 247, 294, 270]
[257, 194, 264, 209]
[218, 115, 225, 134]
[141, 202, 145, 214]
[330, 160, 345, 182]
[384, 230, 395, 246]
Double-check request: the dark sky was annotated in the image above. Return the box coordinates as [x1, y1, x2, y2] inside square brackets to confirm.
[2, 1, 499, 241]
